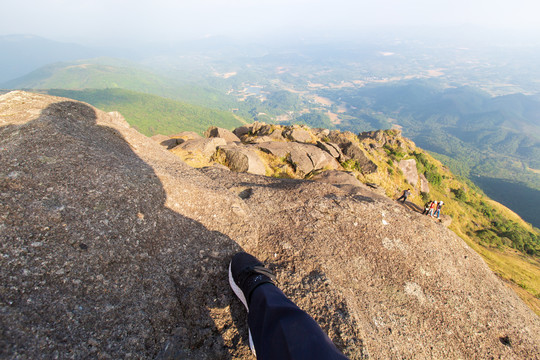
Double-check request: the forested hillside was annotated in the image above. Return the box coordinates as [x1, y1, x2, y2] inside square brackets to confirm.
[1, 59, 239, 111]
[321, 81, 540, 168]
[47, 88, 247, 136]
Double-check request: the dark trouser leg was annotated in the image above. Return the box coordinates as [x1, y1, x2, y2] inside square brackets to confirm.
[247, 283, 348, 360]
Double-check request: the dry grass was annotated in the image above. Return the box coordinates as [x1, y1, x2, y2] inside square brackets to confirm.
[461, 237, 540, 315]
[255, 150, 296, 178]
[170, 147, 216, 168]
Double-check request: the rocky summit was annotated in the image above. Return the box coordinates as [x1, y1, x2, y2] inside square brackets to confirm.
[1, 91, 539, 359]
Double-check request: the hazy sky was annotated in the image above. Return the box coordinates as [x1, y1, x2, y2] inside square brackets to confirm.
[2, 0, 540, 44]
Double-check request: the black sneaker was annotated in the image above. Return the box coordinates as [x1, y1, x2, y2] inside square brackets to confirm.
[229, 252, 277, 355]
[229, 252, 277, 311]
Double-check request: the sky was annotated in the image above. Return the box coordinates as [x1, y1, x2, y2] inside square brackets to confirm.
[1, 0, 540, 44]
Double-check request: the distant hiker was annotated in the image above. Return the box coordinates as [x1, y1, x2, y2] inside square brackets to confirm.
[229, 252, 348, 359]
[397, 189, 411, 203]
[423, 201, 432, 215]
[434, 201, 444, 219]
[428, 201, 438, 216]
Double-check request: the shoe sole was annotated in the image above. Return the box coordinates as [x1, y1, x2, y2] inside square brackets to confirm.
[229, 261, 249, 311]
[228, 261, 256, 356]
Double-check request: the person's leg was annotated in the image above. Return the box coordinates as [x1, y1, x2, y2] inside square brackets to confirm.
[229, 252, 348, 360]
[248, 283, 347, 360]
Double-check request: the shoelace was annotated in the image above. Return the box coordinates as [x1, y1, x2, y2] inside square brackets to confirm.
[251, 265, 278, 283]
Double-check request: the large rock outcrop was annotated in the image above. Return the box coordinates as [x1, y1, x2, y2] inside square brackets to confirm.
[399, 158, 419, 187]
[328, 131, 378, 174]
[204, 126, 241, 143]
[174, 137, 227, 158]
[282, 127, 313, 143]
[217, 145, 266, 175]
[358, 129, 405, 149]
[342, 142, 378, 174]
[257, 141, 340, 176]
[316, 141, 345, 162]
[419, 173, 430, 193]
[1, 91, 539, 359]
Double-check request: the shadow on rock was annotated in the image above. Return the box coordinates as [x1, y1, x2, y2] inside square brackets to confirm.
[398, 200, 423, 213]
[0, 101, 246, 359]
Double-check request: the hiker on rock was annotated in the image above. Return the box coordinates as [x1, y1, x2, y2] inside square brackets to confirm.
[428, 201, 438, 217]
[397, 189, 411, 203]
[423, 200, 432, 215]
[433, 201, 444, 219]
[229, 252, 348, 360]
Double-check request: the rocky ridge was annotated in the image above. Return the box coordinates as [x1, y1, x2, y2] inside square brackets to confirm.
[1, 91, 540, 359]
[159, 122, 445, 225]
[159, 123, 411, 194]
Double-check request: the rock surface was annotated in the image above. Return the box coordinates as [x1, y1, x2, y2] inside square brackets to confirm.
[154, 132, 204, 150]
[342, 142, 378, 174]
[358, 129, 404, 148]
[251, 121, 273, 136]
[257, 141, 340, 176]
[175, 137, 227, 158]
[204, 126, 241, 143]
[151, 134, 171, 143]
[283, 127, 313, 143]
[170, 131, 202, 141]
[218, 145, 266, 175]
[1, 91, 540, 360]
[440, 214, 452, 227]
[316, 141, 345, 162]
[311, 170, 363, 187]
[326, 130, 378, 173]
[399, 158, 419, 187]
[233, 125, 251, 137]
[419, 173, 430, 193]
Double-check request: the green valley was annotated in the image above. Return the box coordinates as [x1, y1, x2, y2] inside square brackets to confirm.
[47, 88, 248, 136]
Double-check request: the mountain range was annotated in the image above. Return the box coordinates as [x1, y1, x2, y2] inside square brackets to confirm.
[0, 35, 99, 83]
